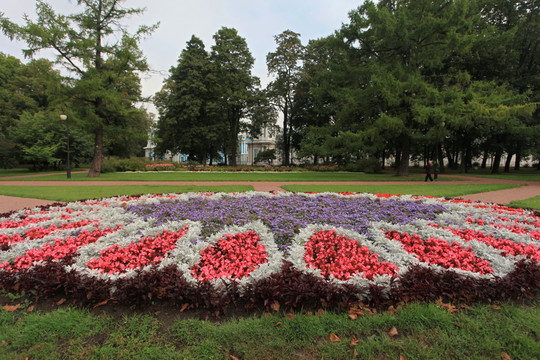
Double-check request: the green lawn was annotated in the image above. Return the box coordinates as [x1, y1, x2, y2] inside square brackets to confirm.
[510, 196, 540, 210]
[1, 171, 462, 182]
[0, 298, 538, 360]
[281, 184, 521, 198]
[0, 185, 253, 202]
[448, 167, 540, 181]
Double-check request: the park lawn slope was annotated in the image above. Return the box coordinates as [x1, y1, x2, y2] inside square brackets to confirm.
[0, 185, 253, 202]
[0, 171, 463, 182]
[0, 300, 538, 360]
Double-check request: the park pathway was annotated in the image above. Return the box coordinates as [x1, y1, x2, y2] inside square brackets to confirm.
[1, 173, 539, 213]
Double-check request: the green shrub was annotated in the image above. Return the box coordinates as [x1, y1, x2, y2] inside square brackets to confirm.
[343, 158, 381, 173]
[101, 157, 147, 173]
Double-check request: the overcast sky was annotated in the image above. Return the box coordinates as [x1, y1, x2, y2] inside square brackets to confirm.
[1, 0, 362, 115]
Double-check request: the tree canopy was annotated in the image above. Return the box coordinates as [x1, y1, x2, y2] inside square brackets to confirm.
[1, 0, 157, 176]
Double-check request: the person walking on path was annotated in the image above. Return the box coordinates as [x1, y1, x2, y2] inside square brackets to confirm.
[425, 161, 434, 182]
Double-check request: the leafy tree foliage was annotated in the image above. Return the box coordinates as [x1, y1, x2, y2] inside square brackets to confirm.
[289, 0, 538, 173]
[254, 148, 276, 165]
[156, 28, 262, 165]
[266, 30, 305, 166]
[211, 27, 258, 166]
[1, 0, 157, 176]
[155, 35, 223, 163]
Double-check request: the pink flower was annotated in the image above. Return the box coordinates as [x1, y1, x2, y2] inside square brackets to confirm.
[304, 230, 398, 281]
[191, 231, 268, 281]
[87, 226, 190, 274]
[384, 230, 493, 275]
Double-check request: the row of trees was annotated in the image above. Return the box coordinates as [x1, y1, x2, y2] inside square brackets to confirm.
[277, 0, 539, 174]
[155, 0, 538, 174]
[0, 0, 154, 175]
[2, 0, 538, 175]
[154, 29, 276, 166]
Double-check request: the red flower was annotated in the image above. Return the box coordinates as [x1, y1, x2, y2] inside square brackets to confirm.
[191, 231, 268, 281]
[87, 226, 189, 274]
[384, 230, 493, 274]
[304, 230, 398, 281]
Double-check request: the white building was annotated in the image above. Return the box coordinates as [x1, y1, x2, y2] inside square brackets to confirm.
[144, 126, 277, 166]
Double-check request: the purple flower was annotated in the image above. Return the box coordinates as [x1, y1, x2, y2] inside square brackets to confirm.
[127, 194, 446, 250]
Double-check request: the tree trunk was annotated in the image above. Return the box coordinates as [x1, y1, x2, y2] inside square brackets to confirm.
[282, 99, 290, 166]
[446, 149, 453, 169]
[88, 125, 103, 177]
[514, 151, 521, 171]
[436, 145, 444, 174]
[229, 108, 239, 167]
[481, 149, 488, 169]
[504, 153, 513, 173]
[459, 149, 466, 173]
[394, 147, 401, 170]
[397, 135, 410, 176]
[491, 150, 502, 174]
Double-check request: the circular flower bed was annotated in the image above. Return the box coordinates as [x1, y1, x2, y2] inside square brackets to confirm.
[0, 192, 538, 309]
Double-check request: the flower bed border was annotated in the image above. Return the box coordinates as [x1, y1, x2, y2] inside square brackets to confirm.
[0, 192, 538, 311]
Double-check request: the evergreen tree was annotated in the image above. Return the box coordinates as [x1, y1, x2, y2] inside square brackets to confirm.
[1, 0, 157, 176]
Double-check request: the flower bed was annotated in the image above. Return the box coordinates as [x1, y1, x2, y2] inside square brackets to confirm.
[0, 192, 538, 310]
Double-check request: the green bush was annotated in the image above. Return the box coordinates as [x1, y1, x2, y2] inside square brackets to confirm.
[101, 157, 148, 173]
[343, 158, 381, 173]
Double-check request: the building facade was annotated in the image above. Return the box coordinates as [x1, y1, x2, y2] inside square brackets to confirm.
[144, 126, 277, 166]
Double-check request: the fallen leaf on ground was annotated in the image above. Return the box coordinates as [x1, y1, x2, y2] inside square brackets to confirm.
[388, 327, 398, 337]
[271, 300, 280, 312]
[56, 298, 66, 306]
[349, 308, 365, 319]
[180, 303, 189, 312]
[229, 355, 239, 360]
[329, 333, 341, 342]
[492, 305, 501, 311]
[350, 335, 360, 347]
[274, 322, 282, 327]
[436, 297, 457, 313]
[27, 305, 34, 312]
[501, 352, 511, 360]
[400, 356, 407, 360]
[2, 304, 20, 312]
[317, 308, 324, 316]
[93, 299, 112, 309]
[286, 313, 294, 320]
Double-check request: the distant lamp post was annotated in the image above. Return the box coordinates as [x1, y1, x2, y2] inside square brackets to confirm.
[59, 113, 71, 179]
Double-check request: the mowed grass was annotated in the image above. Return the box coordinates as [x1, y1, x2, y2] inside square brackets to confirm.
[0, 185, 253, 202]
[1, 171, 458, 182]
[0, 299, 538, 360]
[281, 184, 521, 198]
[0, 168, 86, 178]
[450, 167, 540, 181]
[0, 178, 538, 359]
[510, 196, 540, 211]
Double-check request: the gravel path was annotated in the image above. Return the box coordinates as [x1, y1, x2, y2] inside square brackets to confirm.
[1, 173, 539, 213]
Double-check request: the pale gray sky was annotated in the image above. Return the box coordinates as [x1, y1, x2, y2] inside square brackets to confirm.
[1, 0, 362, 115]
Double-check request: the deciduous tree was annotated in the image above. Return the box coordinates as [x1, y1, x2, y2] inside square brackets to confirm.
[0, 0, 157, 177]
